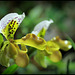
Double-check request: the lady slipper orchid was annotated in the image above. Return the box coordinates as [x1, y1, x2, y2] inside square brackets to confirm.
[0, 12, 28, 67]
[0, 13, 47, 67]
[31, 19, 72, 68]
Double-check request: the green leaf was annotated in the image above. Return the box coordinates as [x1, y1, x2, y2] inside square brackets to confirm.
[2, 64, 18, 74]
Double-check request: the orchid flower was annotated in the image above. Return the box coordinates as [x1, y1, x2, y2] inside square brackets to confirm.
[31, 19, 72, 68]
[0, 12, 28, 67]
[0, 13, 47, 68]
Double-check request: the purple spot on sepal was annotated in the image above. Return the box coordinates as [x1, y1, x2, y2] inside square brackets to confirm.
[9, 20, 11, 22]
[7, 20, 11, 24]
[18, 18, 21, 22]
[7, 22, 9, 24]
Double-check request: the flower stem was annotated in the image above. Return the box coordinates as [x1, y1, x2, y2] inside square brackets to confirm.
[67, 59, 70, 74]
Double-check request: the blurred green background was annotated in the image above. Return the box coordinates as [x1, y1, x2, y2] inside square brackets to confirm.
[0, 1, 75, 74]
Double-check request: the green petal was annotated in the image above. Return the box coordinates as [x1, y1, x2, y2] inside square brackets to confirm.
[48, 51, 62, 62]
[14, 33, 47, 50]
[51, 36, 72, 51]
[14, 50, 29, 68]
[45, 41, 60, 54]
[34, 50, 47, 68]
[2, 20, 19, 40]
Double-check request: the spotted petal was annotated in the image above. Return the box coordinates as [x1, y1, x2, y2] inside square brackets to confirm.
[0, 13, 25, 40]
[32, 19, 53, 36]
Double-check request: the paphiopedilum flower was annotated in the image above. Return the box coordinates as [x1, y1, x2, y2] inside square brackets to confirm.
[0, 13, 47, 67]
[0, 12, 29, 67]
[31, 19, 72, 68]
[34, 35, 72, 68]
